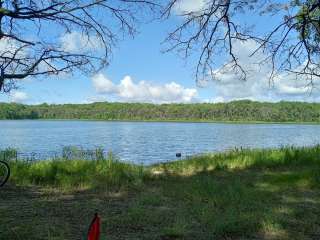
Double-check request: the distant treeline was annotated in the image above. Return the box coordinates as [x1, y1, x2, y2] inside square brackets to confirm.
[0, 100, 320, 122]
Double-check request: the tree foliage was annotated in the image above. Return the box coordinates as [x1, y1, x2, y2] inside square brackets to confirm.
[1, 100, 320, 122]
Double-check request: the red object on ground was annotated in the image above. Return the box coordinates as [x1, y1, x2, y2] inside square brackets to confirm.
[87, 213, 101, 240]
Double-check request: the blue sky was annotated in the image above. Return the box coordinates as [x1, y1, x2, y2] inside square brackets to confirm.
[0, 12, 215, 104]
[1, 0, 319, 104]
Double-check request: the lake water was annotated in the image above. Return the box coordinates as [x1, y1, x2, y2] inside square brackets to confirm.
[1, 120, 320, 164]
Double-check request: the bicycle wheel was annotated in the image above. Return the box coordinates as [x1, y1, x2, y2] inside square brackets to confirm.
[0, 161, 10, 187]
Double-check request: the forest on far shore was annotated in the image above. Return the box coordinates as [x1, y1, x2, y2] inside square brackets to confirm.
[0, 100, 319, 123]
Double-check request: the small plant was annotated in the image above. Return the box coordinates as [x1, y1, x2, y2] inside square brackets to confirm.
[0, 148, 18, 162]
[62, 146, 106, 161]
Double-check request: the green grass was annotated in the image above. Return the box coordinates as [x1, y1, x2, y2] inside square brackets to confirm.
[9, 152, 147, 191]
[1, 146, 320, 239]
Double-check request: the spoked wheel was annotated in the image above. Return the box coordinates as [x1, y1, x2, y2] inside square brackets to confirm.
[0, 161, 10, 187]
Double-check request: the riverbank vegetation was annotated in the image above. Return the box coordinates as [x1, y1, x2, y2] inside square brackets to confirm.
[1, 146, 320, 239]
[1, 100, 320, 122]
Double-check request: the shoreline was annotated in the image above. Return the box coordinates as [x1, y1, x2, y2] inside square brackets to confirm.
[1, 118, 320, 125]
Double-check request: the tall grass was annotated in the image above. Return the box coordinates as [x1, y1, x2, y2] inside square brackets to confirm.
[61, 146, 105, 161]
[151, 145, 320, 176]
[0, 148, 18, 161]
[3, 145, 320, 239]
[10, 151, 147, 190]
[7, 145, 320, 190]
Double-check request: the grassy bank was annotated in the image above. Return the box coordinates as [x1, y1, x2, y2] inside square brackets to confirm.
[1, 146, 320, 239]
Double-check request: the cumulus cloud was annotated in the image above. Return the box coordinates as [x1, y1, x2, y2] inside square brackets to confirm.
[10, 91, 29, 103]
[91, 74, 198, 103]
[174, 0, 206, 13]
[210, 40, 320, 102]
[92, 73, 117, 94]
[60, 31, 102, 52]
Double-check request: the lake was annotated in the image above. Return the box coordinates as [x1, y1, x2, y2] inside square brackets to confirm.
[1, 120, 320, 164]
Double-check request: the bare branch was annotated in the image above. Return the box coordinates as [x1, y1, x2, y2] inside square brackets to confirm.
[0, 0, 159, 92]
[163, 0, 320, 86]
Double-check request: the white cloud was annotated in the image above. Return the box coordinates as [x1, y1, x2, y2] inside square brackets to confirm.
[10, 91, 29, 103]
[174, 0, 206, 13]
[92, 73, 117, 94]
[0, 37, 26, 59]
[60, 31, 102, 52]
[210, 40, 320, 102]
[91, 74, 198, 103]
[0, 38, 14, 54]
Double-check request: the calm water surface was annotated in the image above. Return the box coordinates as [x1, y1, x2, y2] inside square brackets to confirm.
[1, 120, 320, 164]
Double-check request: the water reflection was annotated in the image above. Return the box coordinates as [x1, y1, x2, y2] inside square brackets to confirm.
[1, 120, 320, 164]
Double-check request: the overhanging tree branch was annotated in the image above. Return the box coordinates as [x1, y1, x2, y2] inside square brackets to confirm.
[163, 0, 320, 86]
[0, 0, 159, 92]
